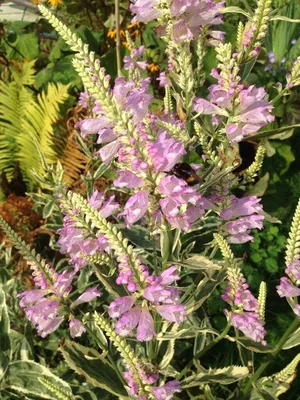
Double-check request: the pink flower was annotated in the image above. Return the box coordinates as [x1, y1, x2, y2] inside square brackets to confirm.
[173, 19, 193, 43]
[221, 196, 263, 220]
[234, 289, 259, 312]
[155, 304, 186, 323]
[158, 175, 187, 195]
[115, 307, 141, 336]
[285, 260, 300, 280]
[157, 72, 169, 87]
[108, 296, 136, 318]
[96, 140, 121, 164]
[78, 117, 113, 139]
[136, 309, 156, 341]
[18, 290, 47, 307]
[276, 277, 300, 297]
[149, 132, 186, 172]
[225, 215, 264, 244]
[72, 286, 102, 306]
[25, 299, 64, 338]
[193, 98, 224, 115]
[151, 380, 181, 400]
[126, 88, 153, 123]
[130, 0, 163, 23]
[144, 285, 181, 304]
[89, 191, 105, 209]
[158, 266, 180, 285]
[53, 271, 75, 296]
[230, 312, 266, 344]
[69, 318, 86, 338]
[114, 170, 143, 188]
[99, 196, 120, 218]
[118, 191, 149, 225]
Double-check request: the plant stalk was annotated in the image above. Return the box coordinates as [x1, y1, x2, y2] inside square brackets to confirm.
[115, 0, 122, 74]
[177, 323, 231, 380]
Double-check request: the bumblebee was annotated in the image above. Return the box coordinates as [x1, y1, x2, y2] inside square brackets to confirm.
[169, 163, 203, 186]
[233, 140, 257, 175]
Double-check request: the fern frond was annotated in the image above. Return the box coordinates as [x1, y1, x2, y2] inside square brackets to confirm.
[0, 60, 69, 189]
[0, 78, 35, 183]
[59, 132, 89, 186]
[38, 377, 74, 400]
[11, 59, 36, 86]
[286, 199, 300, 266]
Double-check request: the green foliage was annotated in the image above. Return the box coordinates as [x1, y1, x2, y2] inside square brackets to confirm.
[0, 60, 70, 190]
[60, 340, 127, 398]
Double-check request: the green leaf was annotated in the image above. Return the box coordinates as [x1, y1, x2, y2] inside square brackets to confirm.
[0, 351, 9, 384]
[93, 163, 110, 180]
[43, 198, 57, 219]
[221, 6, 251, 18]
[5, 33, 39, 60]
[227, 337, 274, 353]
[3, 360, 72, 399]
[185, 270, 227, 314]
[182, 365, 250, 388]
[179, 255, 223, 271]
[282, 327, 300, 349]
[60, 340, 127, 398]
[245, 173, 269, 197]
[241, 57, 258, 81]
[270, 15, 300, 23]
[246, 124, 300, 141]
[0, 287, 10, 354]
[264, 257, 278, 273]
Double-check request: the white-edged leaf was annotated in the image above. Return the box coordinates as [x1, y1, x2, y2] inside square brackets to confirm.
[3, 360, 72, 399]
[221, 6, 251, 18]
[182, 365, 250, 388]
[60, 340, 127, 398]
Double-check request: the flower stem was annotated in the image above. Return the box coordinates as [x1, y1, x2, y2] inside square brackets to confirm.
[242, 317, 300, 397]
[177, 323, 231, 380]
[115, 0, 121, 74]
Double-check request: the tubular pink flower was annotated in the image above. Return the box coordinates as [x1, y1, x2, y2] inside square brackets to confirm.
[69, 318, 86, 338]
[118, 191, 149, 225]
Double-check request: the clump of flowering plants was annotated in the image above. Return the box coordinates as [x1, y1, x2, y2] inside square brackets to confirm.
[1, 0, 300, 399]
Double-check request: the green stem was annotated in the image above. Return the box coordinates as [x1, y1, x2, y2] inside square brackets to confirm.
[242, 317, 300, 397]
[90, 262, 120, 297]
[177, 323, 231, 380]
[115, 0, 121, 74]
[270, 87, 289, 105]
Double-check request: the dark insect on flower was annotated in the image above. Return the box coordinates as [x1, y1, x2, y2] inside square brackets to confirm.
[169, 163, 203, 186]
[234, 140, 258, 175]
